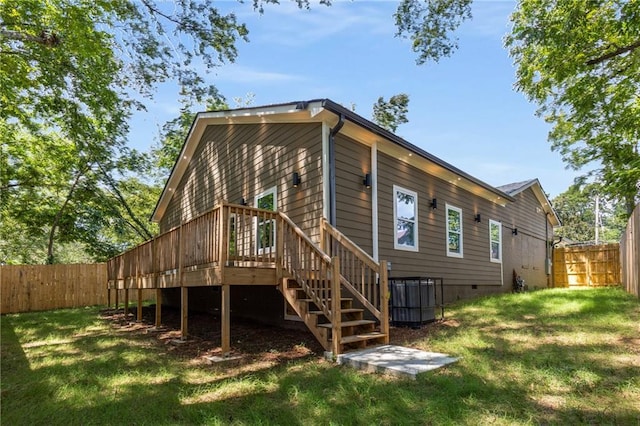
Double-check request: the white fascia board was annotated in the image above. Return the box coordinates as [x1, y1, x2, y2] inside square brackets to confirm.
[530, 181, 561, 226]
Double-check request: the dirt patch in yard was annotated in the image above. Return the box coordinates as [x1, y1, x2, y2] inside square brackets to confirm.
[100, 305, 446, 366]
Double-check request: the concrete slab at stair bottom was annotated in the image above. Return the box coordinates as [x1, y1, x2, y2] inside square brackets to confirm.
[327, 345, 459, 379]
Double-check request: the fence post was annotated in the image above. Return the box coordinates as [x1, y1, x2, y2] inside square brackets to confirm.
[379, 260, 389, 344]
[331, 256, 342, 356]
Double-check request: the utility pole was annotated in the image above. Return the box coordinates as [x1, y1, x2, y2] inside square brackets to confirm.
[594, 195, 599, 244]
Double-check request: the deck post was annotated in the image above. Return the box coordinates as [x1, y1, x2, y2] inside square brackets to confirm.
[221, 284, 231, 355]
[320, 219, 326, 252]
[137, 288, 143, 322]
[107, 288, 111, 308]
[331, 256, 342, 356]
[219, 205, 228, 281]
[178, 224, 187, 339]
[124, 288, 129, 318]
[276, 215, 284, 280]
[115, 289, 119, 310]
[155, 288, 162, 327]
[180, 286, 188, 339]
[379, 260, 389, 344]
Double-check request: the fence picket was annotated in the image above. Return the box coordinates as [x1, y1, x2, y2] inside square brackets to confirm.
[1, 264, 154, 314]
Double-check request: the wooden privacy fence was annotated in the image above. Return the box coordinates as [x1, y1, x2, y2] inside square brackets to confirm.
[1, 264, 154, 314]
[553, 243, 621, 287]
[620, 204, 639, 297]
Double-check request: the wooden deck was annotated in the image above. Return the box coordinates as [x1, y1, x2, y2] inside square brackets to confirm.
[107, 203, 389, 355]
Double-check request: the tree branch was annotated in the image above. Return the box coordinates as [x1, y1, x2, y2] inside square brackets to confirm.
[139, 0, 182, 26]
[97, 163, 154, 240]
[47, 168, 86, 264]
[0, 28, 61, 47]
[586, 40, 640, 66]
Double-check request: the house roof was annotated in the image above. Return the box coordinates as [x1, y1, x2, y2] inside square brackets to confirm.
[151, 99, 517, 222]
[497, 178, 561, 226]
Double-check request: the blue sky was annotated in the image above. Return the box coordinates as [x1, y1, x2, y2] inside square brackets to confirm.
[129, 0, 580, 198]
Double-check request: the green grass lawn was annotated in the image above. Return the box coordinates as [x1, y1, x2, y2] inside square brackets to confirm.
[2, 287, 639, 425]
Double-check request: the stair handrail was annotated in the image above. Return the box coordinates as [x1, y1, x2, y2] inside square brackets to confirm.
[278, 212, 335, 320]
[320, 219, 389, 332]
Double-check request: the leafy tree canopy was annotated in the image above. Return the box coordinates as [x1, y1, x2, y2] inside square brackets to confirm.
[507, 0, 640, 215]
[552, 182, 626, 244]
[372, 94, 410, 133]
[394, 0, 473, 64]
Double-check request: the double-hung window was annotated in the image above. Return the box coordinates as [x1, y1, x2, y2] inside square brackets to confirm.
[489, 220, 502, 263]
[393, 185, 418, 251]
[446, 204, 463, 258]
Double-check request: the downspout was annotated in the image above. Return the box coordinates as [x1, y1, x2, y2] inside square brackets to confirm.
[328, 113, 344, 226]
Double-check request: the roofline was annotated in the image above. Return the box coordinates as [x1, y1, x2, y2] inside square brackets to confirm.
[503, 178, 561, 227]
[151, 98, 516, 223]
[319, 99, 514, 203]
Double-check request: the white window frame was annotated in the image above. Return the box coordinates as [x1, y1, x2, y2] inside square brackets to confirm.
[254, 186, 277, 255]
[446, 204, 463, 258]
[393, 185, 418, 252]
[489, 219, 502, 263]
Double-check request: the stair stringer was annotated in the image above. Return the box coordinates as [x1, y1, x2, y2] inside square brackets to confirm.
[279, 278, 331, 351]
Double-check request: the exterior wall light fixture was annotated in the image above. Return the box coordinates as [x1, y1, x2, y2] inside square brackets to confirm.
[363, 173, 372, 188]
[292, 172, 302, 187]
[430, 198, 438, 209]
[474, 213, 481, 223]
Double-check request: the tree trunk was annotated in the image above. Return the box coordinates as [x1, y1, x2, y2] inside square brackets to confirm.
[47, 170, 85, 264]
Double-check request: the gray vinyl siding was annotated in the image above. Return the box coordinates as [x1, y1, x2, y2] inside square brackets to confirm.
[376, 152, 504, 301]
[334, 134, 373, 255]
[159, 122, 324, 242]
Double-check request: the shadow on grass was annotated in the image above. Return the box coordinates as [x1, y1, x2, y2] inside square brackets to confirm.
[2, 289, 639, 425]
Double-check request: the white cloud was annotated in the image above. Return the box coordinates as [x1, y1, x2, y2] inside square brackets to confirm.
[240, 1, 395, 48]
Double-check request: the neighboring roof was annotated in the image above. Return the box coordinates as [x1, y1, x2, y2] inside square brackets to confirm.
[497, 178, 561, 226]
[151, 99, 516, 222]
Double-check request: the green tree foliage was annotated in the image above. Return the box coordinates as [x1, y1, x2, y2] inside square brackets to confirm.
[0, 1, 253, 263]
[1, 127, 159, 264]
[552, 183, 625, 244]
[394, 0, 473, 64]
[372, 94, 410, 133]
[506, 0, 640, 216]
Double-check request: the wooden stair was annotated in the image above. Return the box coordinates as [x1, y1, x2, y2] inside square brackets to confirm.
[280, 278, 387, 354]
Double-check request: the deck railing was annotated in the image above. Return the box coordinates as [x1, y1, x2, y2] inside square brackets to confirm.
[107, 203, 388, 351]
[320, 219, 389, 340]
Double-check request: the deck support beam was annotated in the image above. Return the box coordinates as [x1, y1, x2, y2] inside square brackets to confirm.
[137, 288, 143, 322]
[180, 287, 188, 339]
[221, 284, 231, 355]
[155, 288, 162, 327]
[124, 289, 129, 318]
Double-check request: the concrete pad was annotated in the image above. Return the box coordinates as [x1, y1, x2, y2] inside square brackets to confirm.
[203, 355, 243, 364]
[334, 345, 459, 379]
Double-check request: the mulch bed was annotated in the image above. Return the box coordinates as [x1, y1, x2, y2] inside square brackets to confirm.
[99, 305, 448, 366]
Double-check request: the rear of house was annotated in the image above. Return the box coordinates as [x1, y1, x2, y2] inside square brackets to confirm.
[151, 99, 558, 309]
[108, 98, 559, 353]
